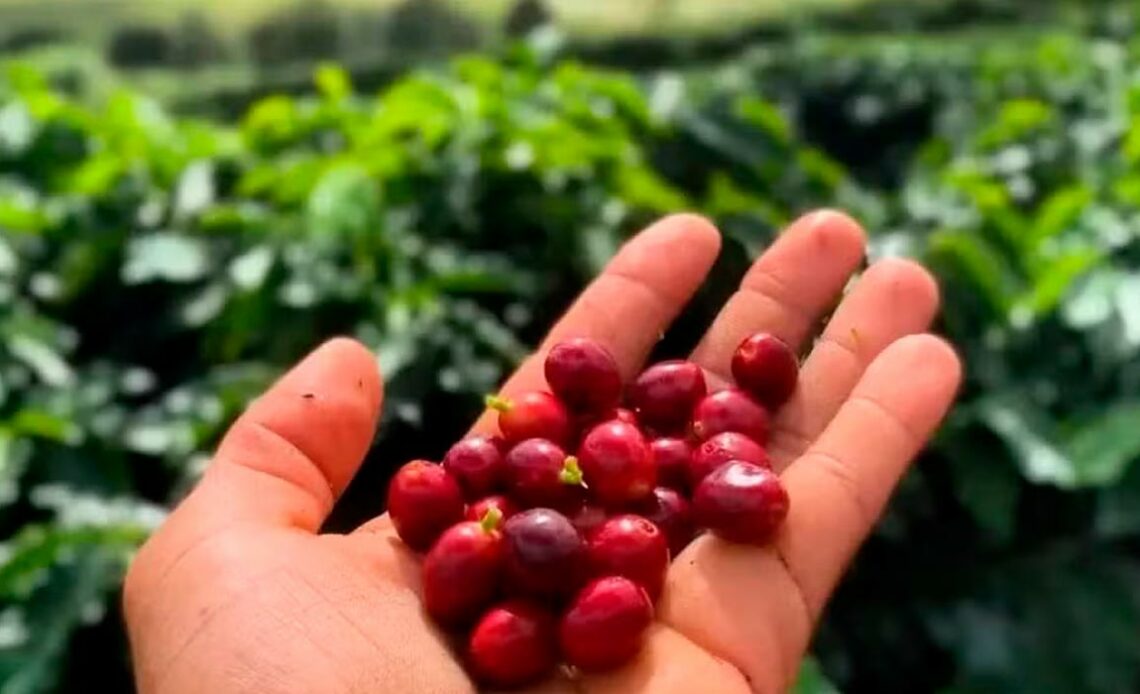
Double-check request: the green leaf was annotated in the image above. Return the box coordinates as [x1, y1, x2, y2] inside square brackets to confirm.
[1114, 273, 1140, 349]
[229, 246, 274, 291]
[1060, 400, 1140, 487]
[926, 229, 1015, 316]
[792, 655, 841, 694]
[306, 163, 381, 239]
[1111, 173, 1140, 205]
[6, 335, 73, 388]
[180, 283, 228, 327]
[704, 172, 783, 220]
[242, 94, 299, 147]
[0, 432, 29, 509]
[974, 393, 1075, 488]
[315, 62, 352, 101]
[795, 147, 847, 189]
[10, 409, 80, 444]
[64, 154, 124, 197]
[0, 237, 16, 276]
[103, 89, 173, 143]
[977, 98, 1054, 148]
[122, 233, 209, 284]
[1124, 117, 1140, 164]
[173, 161, 216, 219]
[122, 419, 194, 456]
[614, 164, 688, 211]
[0, 186, 49, 235]
[1062, 269, 1121, 329]
[647, 73, 685, 121]
[1031, 186, 1091, 245]
[1017, 246, 1102, 318]
[734, 96, 792, 144]
[0, 102, 35, 156]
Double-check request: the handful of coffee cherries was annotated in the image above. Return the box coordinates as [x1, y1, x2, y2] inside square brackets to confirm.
[386, 333, 797, 688]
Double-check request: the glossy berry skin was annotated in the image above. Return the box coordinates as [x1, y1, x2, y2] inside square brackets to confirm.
[544, 338, 622, 414]
[586, 514, 669, 601]
[611, 407, 639, 427]
[489, 435, 511, 454]
[691, 388, 770, 444]
[442, 435, 505, 499]
[629, 360, 707, 433]
[573, 407, 639, 451]
[422, 519, 504, 626]
[568, 503, 608, 539]
[732, 332, 799, 409]
[694, 461, 789, 545]
[467, 599, 558, 688]
[486, 391, 572, 447]
[578, 420, 656, 507]
[575, 406, 639, 435]
[650, 437, 692, 492]
[466, 494, 521, 523]
[504, 438, 583, 510]
[689, 431, 770, 488]
[559, 576, 654, 672]
[502, 508, 586, 600]
[635, 487, 696, 558]
[386, 461, 464, 552]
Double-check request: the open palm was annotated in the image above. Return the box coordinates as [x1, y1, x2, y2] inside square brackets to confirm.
[123, 211, 961, 694]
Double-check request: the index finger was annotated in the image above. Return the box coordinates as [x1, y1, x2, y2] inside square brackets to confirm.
[468, 213, 722, 435]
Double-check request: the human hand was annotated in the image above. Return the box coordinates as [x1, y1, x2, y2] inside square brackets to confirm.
[123, 211, 961, 693]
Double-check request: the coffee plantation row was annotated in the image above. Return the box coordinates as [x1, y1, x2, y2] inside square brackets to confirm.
[1, 26, 1139, 693]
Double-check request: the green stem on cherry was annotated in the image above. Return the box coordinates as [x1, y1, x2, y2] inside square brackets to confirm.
[479, 506, 504, 532]
[559, 456, 585, 486]
[484, 394, 513, 413]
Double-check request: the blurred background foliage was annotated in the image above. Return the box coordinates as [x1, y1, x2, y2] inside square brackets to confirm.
[1, 0, 1140, 692]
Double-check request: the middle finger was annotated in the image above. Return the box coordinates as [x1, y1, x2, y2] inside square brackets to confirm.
[688, 210, 866, 382]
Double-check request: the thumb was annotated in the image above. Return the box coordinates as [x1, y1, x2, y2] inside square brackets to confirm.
[195, 337, 383, 531]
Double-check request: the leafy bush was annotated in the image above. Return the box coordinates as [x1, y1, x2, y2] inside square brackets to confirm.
[1, 28, 71, 54]
[0, 49, 836, 692]
[382, 0, 483, 58]
[248, 1, 343, 67]
[169, 12, 230, 69]
[2, 25, 1140, 694]
[106, 26, 172, 69]
[719, 32, 1140, 693]
[505, 0, 553, 38]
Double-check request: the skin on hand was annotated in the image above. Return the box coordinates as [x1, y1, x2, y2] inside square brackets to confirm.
[123, 210, 961, 694]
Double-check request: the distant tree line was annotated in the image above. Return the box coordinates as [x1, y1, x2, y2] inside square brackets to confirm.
[1, 0, 1121, 74]
[1, 0, 551, 70]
